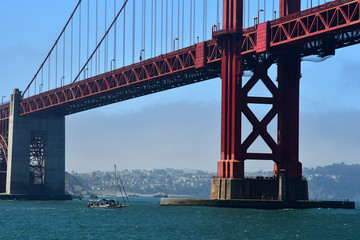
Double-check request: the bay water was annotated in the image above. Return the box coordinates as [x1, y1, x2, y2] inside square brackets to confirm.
[0, 197, 359, 239]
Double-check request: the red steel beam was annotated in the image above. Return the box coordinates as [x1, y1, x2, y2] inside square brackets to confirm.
[241, 0, 360, 53]
[0, 135, 8, 163]
[19, 41, 221, 116]
[17, 0, 360, 116]
[271, 0, 360, 47]
[0, 103, 9, 163]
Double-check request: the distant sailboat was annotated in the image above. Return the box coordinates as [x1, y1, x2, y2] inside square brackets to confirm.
[87, 165, 130, 209]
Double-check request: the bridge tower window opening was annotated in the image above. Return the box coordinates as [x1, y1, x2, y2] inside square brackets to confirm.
[0, 147, 5, 193]
[29, 136, 45, 185]
[0, 147, 5, 172]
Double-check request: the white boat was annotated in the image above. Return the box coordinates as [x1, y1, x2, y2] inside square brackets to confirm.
[87, 165, 130, 209]
[87, 198, 128, 209]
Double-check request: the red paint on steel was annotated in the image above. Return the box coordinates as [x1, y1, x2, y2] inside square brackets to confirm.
[2, 0, 360, 180]
[279, 0, 301, 18]
[0, 135, 7, 163]
[0, 104, 9, 164]
[256, 22, 269, 53]
[19, 42, 221, 116]
[240, 55, 279, 167]
[274, 0, 302, 180]
[195, 42, 206, 69]
[17, 0, 360, 116]
[275, 54, 302, 180]
[240, 0, 360, 54]
[270, 0, 360, 47]
[218, 0, 244, 179]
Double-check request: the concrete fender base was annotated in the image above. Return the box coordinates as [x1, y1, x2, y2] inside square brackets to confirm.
[0, 194, 72, 201]
[160, 198, 355, 209]
[211, 178, 308, 200]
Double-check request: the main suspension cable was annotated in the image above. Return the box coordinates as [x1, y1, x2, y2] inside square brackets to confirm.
[22, 0, 82, 98]
[73, 0, 130, 83]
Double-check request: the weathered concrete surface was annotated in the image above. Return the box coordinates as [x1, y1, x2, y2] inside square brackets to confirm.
[210, 178, 308, 201]
[160, 198, 355, 209]
[0, 193, 71, 201]
[6, 89, 65, 196]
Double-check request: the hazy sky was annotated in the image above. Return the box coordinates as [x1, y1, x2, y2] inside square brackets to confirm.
[1, 0, 359, 173]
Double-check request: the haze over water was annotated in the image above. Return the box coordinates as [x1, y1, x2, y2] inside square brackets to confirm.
[0, 197, 359, 239]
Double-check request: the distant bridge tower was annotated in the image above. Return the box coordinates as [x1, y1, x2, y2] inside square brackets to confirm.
[211, 0, 308, 200]
[5, 89, 67, 199]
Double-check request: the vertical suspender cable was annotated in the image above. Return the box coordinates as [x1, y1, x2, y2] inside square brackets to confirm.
[193, 0, 195, 44]
[258, 0, 260, 24]
[56, 45, 58, 88]
[144, 0, 146, 59]
[88, 0, 90, 76]
[177, 0, 180, 50]
[166, 0, 168, 52]
[79, 2, 81, 77]
[48, 56, 51, 90]
[161, 0, 163, 54]
[105, 0, 108, 72]
[182, 0, 184, 48]
[41, 68, 43, 93]
[63, 32, 66, 86]
[171, 0, 173, 50]
[155, 0, 157, 56]
[22, 0, 82, 98]
[96, 1, 101, 74]
[132, 0, 135, 63]
[264, 0, 266, 22]
[73, 0, 130, 83]
[114, 0, 117, 70]
[71, 18, 73, 81]
[248, 0, 250, 27]
[123, 2, 126, 66]
[203, 0, 205, 41]
[96, 0, 98, 75]
[190, 0, 192, 45]
[205, 0, 207, 40]
[151, 0, 154, 58]
[217, 0, 219, 29]
[243, 0, 245, 28]
[273, 0, 275, 19]
[142, 0, 144, 58]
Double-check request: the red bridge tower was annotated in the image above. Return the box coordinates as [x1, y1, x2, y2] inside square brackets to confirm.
[211, 0, 308, 200]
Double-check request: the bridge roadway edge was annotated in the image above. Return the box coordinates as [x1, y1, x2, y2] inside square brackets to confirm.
[160, 198, 355, 210]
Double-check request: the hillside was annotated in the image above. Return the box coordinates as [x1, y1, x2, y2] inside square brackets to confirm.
[66, 163, 360, 200]
[304, 163, 360, 200]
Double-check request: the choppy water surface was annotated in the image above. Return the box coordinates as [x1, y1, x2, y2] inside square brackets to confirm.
[0, 198, 359, 239]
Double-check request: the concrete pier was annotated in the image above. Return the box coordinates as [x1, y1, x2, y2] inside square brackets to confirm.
[5, 89, 66, 197]
[160, 198, 355, 209]
[210, 178, 308, 201]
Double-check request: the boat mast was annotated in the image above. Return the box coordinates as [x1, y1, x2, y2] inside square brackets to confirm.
[99, 173, 102, 197]
[114, 164, 117, 200]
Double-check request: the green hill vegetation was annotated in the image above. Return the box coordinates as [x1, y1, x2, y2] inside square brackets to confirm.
[65, 163, 360, 200]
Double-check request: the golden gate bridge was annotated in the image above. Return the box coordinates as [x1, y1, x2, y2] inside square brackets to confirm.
[0, 0, 359, 204]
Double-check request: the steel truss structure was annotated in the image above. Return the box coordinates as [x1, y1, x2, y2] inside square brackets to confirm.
[29, 136, 45, 185]
[0, 0, 360, 183]
[0, 104, 9, 181]
[19, 42, 221, 116]
[241, 0, 360, 54]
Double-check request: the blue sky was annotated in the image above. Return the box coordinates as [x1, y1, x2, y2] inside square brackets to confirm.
[1, 0, 359, 173]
